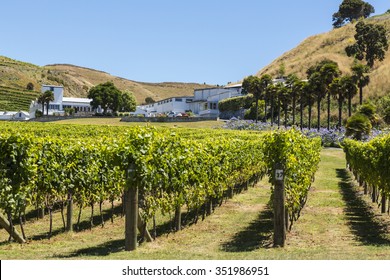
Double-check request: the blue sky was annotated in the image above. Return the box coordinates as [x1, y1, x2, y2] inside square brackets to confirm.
[0, 0, 388, 85]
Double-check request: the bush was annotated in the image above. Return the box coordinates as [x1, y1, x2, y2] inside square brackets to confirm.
[358, 102, 375, 119]
[218, 94, 253, 112]
[64, 107, 75, 116]
[35, 110, 43, 118]
[244, 101, 265, 121]
[345, 113, 372, 140]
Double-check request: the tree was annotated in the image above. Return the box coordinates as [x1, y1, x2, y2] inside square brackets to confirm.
[26, 82, 34, 91]
[329, 76, 357, 129]
[307, 59, 340, 130]
[346, 21, 389, 68]
[145, 97, 155, 104]
[242, 75, 266, 123]
[88, 82, 122, 114]
[320, 62, 341, 129]
[345, 113, 372, 140]
[341, 75, 358, 117]
[259, 74, 273, 121]
[37, 90, 54, 116]
[332, 0, 375, 28]
[329, 77, 344, 129]
[37, 95, 46, 114]
[301, 82, 315, 130]
[285, 74, 303, 126]
[278, 84, 290, 128]
[267, 83, 279, 126]
[44, 90, 54, 116]
[120, 91, 137, 112]
[351, 63, 370, 105]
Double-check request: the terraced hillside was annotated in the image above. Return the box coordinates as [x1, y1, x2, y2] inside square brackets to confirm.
[0, 86, 40, 112]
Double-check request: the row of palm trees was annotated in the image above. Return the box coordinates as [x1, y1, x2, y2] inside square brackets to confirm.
[242, 59, 370, 130]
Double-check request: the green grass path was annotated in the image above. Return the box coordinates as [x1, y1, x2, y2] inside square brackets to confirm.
[285, 148, 390, 259]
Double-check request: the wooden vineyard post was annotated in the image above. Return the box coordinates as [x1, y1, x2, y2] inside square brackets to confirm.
[273, 163, 285, 247]
[125, 165, 138, 251]
[125, 185, 138, 251]
[174, 205, 181, 232]
[66, 192, 73, 232]
[381, 192, 386, 214]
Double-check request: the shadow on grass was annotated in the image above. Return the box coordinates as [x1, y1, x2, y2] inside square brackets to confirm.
[336, 168, 390, 246]
[27, 204, 124, 241]
[222, 207, 273, 252]
[56, 238, 125, 258]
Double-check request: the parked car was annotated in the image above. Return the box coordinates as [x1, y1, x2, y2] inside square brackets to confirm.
[167, 111, 177, 117]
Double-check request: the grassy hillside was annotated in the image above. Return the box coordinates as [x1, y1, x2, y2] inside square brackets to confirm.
[0, 56, 212, 108]
[257, 13, 390, 102]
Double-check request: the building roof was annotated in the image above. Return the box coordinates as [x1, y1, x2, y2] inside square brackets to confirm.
[42, 84, 64, 89]
[224, 83, 242, 88]
[62, 97, 92, 104]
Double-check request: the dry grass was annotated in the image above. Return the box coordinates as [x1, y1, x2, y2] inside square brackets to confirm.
[258, 14, 390, 102]
[0, 56, 212, 105]
[44, 64, 213, 103]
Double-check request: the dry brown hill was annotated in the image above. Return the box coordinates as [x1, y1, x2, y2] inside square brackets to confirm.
[257, 13, 390, 101]
[0, 56, 212, 105]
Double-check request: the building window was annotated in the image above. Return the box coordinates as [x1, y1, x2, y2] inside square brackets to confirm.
[49, 104, 60, 110]
[50, 87, 55, 91]
[175, 98, 183, 102]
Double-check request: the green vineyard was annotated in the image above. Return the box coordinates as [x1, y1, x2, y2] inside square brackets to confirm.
[0, 122, 320, 251]
[0, 86, 40, 111]
[344, 136, 390, 213]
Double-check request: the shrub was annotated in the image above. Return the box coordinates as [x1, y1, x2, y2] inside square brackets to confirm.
[218, 94, 253, 112]
[345, 113, 372, 140]
[35, 110, 43, 118]
[244, 101, 265, 121]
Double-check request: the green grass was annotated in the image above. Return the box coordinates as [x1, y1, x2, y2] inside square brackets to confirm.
[1, 148, 390, 259]
[52, 117, 225, 129]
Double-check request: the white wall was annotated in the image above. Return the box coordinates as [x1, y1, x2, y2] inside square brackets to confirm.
[42, 85, 64, 109]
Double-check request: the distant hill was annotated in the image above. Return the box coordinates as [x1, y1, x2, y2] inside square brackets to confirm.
[257, 13, 390, 101]
[0, 56, 213, 109]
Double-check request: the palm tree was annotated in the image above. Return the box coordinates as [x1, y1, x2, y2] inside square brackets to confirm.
[307, 72, 324, 130]
[259, 74, 273, 122]
[320, 63, 340, 130]
[43, 90, 55, 116]
[301, 82, 315, 130]
[351, 63, 370, 105]
[38, 90, 55, 116]
[329, 77, 344, 129]
[285, 74, 299, 126]
[269, 82, 287, 128]
[278, 84, 290, 128]
[341, 75, 358, 117]
[37, 94, 46, 114]
[307, 59, 340, 130]
[267, 83, 278, 126]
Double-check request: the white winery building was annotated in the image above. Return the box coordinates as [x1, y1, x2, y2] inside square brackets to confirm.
[138, 84, 243, 118]
[30, 85, 94, 117]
